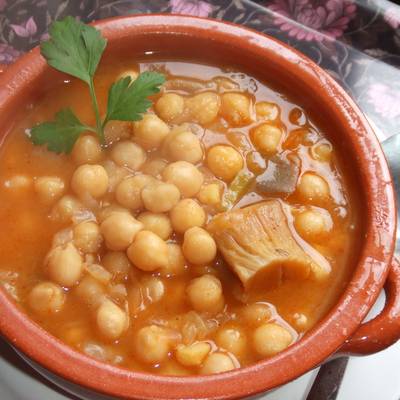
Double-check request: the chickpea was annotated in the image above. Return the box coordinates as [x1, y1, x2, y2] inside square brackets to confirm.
[163, 130, 203, 164]
[186, 92, 220, 124]
[186, 274, 224, 313]
[47, 242, 83, 287]
[72, 135, 102, 165]
[298, 172, 330, 201]
[97, 204, 131, 223]
[73, 221, 102, 253]
[220, 92, 251, 126]
[34, 176, 65, 205]
[141, 182, 181, 213]
[71, 164, 109, 198]
[115, 174, 156, 210]
[127, 230, 169, 271]
[134, 114, 170, 150]
[110, 141, 146, 171]
[175, 342, 211, 367]
[311, 142, 332, 162]
[158, 243, 186, 277]
[142, 158, 167, 177]
[255, 101, 279, 121]
[155, 93, 185, 122]
[200, 352, 236, 374]
[102, 251, 132, 281]
[251, 123, 282, 155]
[134, 325, 172, 364]
[294, 210, 332, 241]
[75, 275, 105, 308]
[240, 303, 272, 326]
[215, 327, 246, 356]
[104, 120, 133, 144]
[252, 323, 293, 357]
[51, 195, 83, 223]
[197, 183, 222, 205]
[28, 282, 65, 314]
[62, 323, 89, 346]
[137, 212, 172, 240]
[170, 199, 206, 234]
[207, 145, 243, 182]
[182, 227, 217, 265]
[4, 175, 32, 192]
[96, 299, 128, 340]
[100, 212, 143, 251]
[292, 313, 309, 331]
[162, 161, 204, 198]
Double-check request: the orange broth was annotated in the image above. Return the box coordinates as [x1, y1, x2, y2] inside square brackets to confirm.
[0, 58, 361, 375]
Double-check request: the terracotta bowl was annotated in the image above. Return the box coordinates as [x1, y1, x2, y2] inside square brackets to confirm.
[0, 15, 399, 400]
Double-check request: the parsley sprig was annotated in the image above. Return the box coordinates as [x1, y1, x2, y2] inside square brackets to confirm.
[30, 16, 165, 154]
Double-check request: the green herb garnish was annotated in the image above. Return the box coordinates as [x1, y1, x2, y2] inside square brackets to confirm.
[104, 72, 166, 126]
[31, 108, 91, 154]
[30, 16, 165, 153]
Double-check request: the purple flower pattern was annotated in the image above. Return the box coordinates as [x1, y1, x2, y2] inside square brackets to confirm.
[367, 83, 400, 120]
[0, 44, 21, 64]
[10, 17, 37, 38]
[268, 0, 356, 42]
[169, 0, 213, 17]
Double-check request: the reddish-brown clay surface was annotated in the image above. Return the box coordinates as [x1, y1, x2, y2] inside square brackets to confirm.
[339, 256, 400, 355]
[0, 15, 398, 400]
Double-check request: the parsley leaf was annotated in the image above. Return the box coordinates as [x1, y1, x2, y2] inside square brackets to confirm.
[40, 16, 106, 144]
[104, 71, 166, 125]
[30, 108, 91, 154]
[28, 17, 165, 154]
[40, 16, 106, 84]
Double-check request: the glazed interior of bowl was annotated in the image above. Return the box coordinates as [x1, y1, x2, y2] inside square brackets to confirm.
[0, 15, 396, 400]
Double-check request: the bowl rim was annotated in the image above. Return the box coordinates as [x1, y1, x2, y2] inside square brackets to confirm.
[0, 14, 396, 400]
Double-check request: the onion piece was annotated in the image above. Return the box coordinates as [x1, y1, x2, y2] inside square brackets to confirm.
[85, 263, 112, 284]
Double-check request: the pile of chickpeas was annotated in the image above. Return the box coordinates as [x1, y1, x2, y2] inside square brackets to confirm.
[19, 69, 340, 375]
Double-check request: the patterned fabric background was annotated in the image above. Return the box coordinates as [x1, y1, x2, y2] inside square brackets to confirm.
[0, 0, 399, 137]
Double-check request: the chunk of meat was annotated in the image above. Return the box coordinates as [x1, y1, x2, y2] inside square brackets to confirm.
[207, 200, 330, 288]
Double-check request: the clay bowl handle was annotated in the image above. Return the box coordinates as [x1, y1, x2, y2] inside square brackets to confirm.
[339, 256, 400, 355]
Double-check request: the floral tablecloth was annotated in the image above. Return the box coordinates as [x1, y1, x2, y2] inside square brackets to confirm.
[0, 0, 399, 139]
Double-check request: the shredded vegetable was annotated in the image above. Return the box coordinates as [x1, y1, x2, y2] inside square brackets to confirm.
[221, 169, 255, 211]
